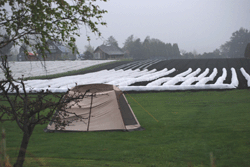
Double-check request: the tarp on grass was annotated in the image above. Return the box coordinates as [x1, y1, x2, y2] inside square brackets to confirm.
[45, 84, 142, 132]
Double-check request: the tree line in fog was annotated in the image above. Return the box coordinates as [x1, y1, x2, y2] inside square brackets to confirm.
[121, 35, 181, 59]
[103, 27, 250, 59]
[2, 27, 249, 60]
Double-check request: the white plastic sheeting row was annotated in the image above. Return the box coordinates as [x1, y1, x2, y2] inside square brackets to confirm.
[115, 59, 164, 70]
[5, 67, 250, 93]
[240, 68, 250, 86]
[0, 60, 115, 80]
[120, 68, 239, 91]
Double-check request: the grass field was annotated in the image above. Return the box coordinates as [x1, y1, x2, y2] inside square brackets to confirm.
[1, 90, 250, 166]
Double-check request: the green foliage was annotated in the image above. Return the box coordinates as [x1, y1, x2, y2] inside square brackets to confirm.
[220, 27, 250, 58]
[173, 43, 181, 58]
[84, 44, 95, 54]
[0, 1, 108, 165]
[0, 0, 107, 59]
[106, 36, 119, 47]
[130, 38, 143, 59]
[1, 90, 250, 166]
[123, 35, 134, 51]
[244, 43, 250, 58]
[122, 35, 181, 59]
[0, 34, 13, 56]
[165, 43, 173, 58]
[168, 27, 250, 59]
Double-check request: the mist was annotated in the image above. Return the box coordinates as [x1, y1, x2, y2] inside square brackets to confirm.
[76, 0, 250, 54]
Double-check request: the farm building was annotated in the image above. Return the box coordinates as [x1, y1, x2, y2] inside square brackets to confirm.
[39, 40, 76, 61]
[17, 52, 38, 61]
[17, 40, 77, 61]
[17, 44, 39, 61]
[93, 44, 125, 60]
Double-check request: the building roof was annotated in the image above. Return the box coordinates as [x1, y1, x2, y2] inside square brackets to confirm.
[95, 45, 124, 55]
[54, 43, 71, 53]
[28, 52, 34, 56]
[46, 40, 72, 54]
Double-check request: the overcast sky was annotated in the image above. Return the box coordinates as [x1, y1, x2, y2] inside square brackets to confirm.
[76, 0, 250, 54]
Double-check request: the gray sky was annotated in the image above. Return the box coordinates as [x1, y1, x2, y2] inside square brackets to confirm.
[76, 0, 250, 54]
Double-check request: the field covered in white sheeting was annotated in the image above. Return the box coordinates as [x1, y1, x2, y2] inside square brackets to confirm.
[3, 58, 250, 93]
[0, 60, 115, 80]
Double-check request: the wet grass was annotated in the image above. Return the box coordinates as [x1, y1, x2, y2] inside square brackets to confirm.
[1, 89, 250, 166]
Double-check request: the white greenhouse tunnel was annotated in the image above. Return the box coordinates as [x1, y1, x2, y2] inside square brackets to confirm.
[4, 67, 250, 93]
[240, 68, 250, 87]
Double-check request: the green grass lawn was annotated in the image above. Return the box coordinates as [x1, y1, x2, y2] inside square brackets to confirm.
[1, 90, 250, 166]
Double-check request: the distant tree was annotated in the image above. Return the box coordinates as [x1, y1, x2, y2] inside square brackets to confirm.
[180, 49, 187, 56]
[131, 38, 143, 59]
[142, 37, 173, 59]
[157, 40, 167, 58]
[123, 35, 134, 50]
[122, 35, 135, 58]
[220, 42, 230, 58]
[142, 36, 152, 59]
[165, 43, 173, 59]
[123, 35, 181, 60]
[83, 50, 93, 59]
[0, 34, 17, 61]
[70, 42, 78, 55]
[149, 38, 166, 58]
[0, 34, 13, 56]
[220, 28, 250, 58]
[64, 42, 78, 60]
[123, 35, 143, 58]
[106, 36, 118, 47]
[213, 49, 221, 58]
[192, 49, 198, 57]
[195, 49, 223, 59]
[84, 45, 95, 54]
[244, 43, 250, 58]
[182, 52, 194, 59]
[172, 43, 181, 58]
[17, 43, 30, 61]
[9, 48, 19, 61]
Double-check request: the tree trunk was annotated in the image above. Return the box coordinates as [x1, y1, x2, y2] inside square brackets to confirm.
[13, 132, 31, 167]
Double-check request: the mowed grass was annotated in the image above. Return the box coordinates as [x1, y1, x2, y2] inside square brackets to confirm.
[1, 90, 250, 166]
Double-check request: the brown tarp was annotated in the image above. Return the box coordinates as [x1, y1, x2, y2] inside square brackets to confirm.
[46, 84, 141, 132]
